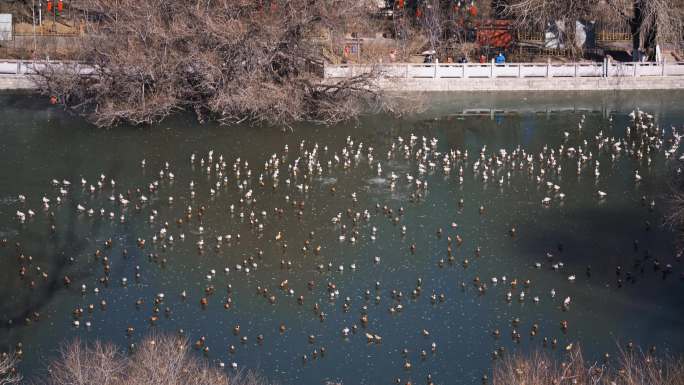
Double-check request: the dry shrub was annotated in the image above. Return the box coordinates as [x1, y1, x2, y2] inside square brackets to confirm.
[0, 352, 21, 385]
[493, 344, 684, 385]
[398, 34, 430, 62]
[46, 339, 125, 385]
[498, 0, 684, 57]
[35, 0, 394, 128]
[493, 344, 601, 385]
[39, 334, 270, 385]
[613, 347, 684, 385]
[358, 40, 394, 64]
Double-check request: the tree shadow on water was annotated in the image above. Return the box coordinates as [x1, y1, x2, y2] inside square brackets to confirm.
[0, 208, 101, 335]
[513, 204, 675, 277]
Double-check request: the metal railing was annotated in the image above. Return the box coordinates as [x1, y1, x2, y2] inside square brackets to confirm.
[323, 60, 684, 79]
[517, 28, 631, 42]
[596, 30, 631, 42]
[517, 31, 545, 42]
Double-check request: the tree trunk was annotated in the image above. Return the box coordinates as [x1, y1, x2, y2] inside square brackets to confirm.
[631, 0, 643, 62]
[645, 23, 657, 60]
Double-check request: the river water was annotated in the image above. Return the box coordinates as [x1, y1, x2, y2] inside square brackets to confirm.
[1, 91, 683, 385]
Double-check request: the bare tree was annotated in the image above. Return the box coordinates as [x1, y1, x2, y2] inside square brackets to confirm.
[496, 0, 600, 32]
[388, 1, 477, 61]
[605, 0, 684, 59]
[419, 0, 444, 54]
[35, 0, 393, 127]
[0, 0, 34, 19]
[493, 343, 684, 385]
[46, 339, 126, 385]
[495, 0, 599, 56]
[0, 352, 21, 385]
[41, 334, 268, 385]
[496, 0, 684, 60]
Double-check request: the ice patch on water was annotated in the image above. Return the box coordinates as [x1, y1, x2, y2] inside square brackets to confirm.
[0, 229, 19, 238]
[0, 196, 20, 205]
[318, 177, 337, 185]
[366, 177, 387, 185]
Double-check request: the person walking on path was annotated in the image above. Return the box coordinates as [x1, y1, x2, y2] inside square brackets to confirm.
[495, 52, 506, 64]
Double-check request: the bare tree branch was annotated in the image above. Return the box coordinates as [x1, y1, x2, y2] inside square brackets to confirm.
[0, 352, 21, 385]
[34, 0, 397, 128]
[40, 334, 268, 385]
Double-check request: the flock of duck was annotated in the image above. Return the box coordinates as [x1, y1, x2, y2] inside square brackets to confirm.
[4, 109, 684, 385]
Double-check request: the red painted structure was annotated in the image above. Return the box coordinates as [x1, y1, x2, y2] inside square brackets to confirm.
[476, 20, 513, 49]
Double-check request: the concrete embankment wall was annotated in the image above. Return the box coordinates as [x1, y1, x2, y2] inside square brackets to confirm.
[324, 62, 684, 91]
[0, 74, 37, 89]
[2, 73, 683, 92]
[372, 76, 684, 92]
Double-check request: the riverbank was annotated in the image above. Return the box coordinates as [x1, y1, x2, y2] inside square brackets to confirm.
[4, 59, 684, 93]
[324, 61, 684, 91]
[372, 76, 684, 91]
[4, 72, 683, 92]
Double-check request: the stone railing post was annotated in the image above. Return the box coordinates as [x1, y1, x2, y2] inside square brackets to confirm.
[491, 59, 495, 78]
[434, 59, 438, 79]
[546, 58, 550, 78]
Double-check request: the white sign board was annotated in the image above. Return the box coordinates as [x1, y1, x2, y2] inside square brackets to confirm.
[0, 14, 12, 41]
[544, 20, 566, 49]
